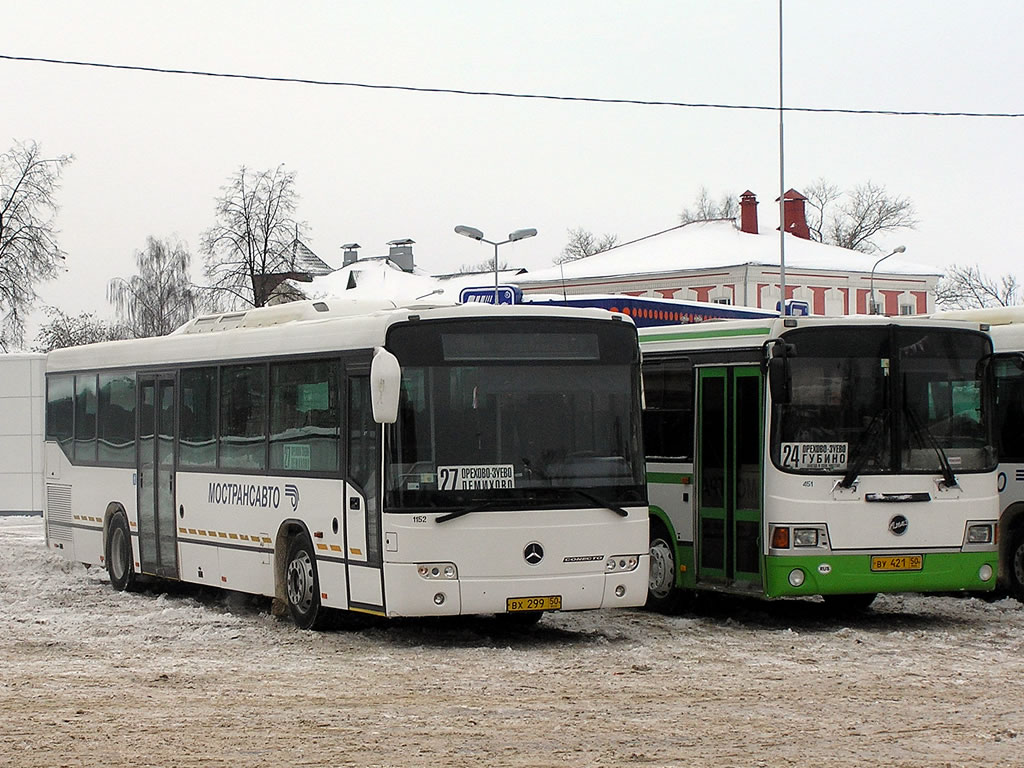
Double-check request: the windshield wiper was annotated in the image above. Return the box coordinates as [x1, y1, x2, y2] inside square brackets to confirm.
[435, 499, 509, 524]
[838, 408, 890, 489]
[568, 488, 629, 517]
[903, 405, 959, 489]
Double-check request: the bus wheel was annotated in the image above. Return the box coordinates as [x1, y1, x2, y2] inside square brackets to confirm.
[105, 513, 138, 592]
[647, 534, 682, 612]
[822, 593, 877, 613]
[1009, 527, 1024, 603]
[285, 533, 328, 630]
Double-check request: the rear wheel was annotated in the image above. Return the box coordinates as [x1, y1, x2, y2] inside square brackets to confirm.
[647, 532, 683, 612]
[105, 513, 138, 592]
[285, 533, 329, 630]
[1008, 527, 1024, 603]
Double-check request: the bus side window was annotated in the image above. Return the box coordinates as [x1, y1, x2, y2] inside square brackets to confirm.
[642, 358, 694, 461]
[46, 374, 75, 460]
[74, 374, 98, 464]
[219, 364, 267, 470]
[996, 362, 1024, 463]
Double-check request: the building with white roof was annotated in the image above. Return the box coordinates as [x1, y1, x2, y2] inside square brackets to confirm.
[513, 190, 939, 317]
[292, 190, 938, 317]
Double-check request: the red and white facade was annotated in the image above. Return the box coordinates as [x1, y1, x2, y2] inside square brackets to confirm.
[514, 190, 938, 317]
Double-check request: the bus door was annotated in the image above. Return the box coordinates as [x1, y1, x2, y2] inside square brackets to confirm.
[696, 366, 763, 589]
[137, 373, 179, 578]
[343, 370, 385, 613]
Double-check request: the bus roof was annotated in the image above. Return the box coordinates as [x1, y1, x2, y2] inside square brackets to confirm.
[637, 314, 992, 353]
[45, 300, 635, 374]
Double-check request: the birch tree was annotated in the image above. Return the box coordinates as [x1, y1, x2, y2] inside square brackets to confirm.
[108, 236, 202, 337]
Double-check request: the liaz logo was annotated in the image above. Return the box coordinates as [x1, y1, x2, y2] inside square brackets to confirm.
[284, 484, 300, 511]
[889, 515, 909, 536]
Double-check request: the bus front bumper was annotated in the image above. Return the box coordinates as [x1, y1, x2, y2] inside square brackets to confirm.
[764, 551, 997, 598]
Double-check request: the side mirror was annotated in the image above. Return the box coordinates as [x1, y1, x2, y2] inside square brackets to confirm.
[762, 339, 794, 406]
[370, 347, 401, 424]
[768, 356, 791, 405]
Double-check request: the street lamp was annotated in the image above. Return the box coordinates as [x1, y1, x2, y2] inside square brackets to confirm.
[869, 245, 906, 315]
[455, 225, 537, 303]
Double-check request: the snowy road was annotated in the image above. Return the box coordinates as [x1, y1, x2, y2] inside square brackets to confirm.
[1, 515, 1022, 768]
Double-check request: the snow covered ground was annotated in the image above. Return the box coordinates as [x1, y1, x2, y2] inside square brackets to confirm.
[2, 515, 1022, 768]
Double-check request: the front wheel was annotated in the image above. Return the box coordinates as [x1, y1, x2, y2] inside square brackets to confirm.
[105, 513, 138, 592]
[285, 533, 329, 630]
[1008, 527, 1024, 603]
[647, 534, 683, 612]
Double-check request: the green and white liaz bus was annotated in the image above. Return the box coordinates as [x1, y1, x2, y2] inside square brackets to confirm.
[43, 299, 649, 628]
[640, 314, 1000, 610]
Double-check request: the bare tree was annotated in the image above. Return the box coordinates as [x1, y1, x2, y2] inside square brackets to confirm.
[556, 227, 619, 264]
[679, 187, 738, 225]
[32, 306, 127, 352]
[0, 140, 73, 350]
[802, 178, 842, 243]
[457, 256, 511, 274]
[803, 179, 916, 253]
[108, 236, 204, 338]
[935, 264, 1021, 309]
[201, 165, 306, 308]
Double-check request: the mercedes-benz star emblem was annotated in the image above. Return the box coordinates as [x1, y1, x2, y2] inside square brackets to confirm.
[889, 515, 909, 536]
[524, 542, 544, 565]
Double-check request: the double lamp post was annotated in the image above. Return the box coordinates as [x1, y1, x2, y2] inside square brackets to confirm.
[455, 225, 537, 304]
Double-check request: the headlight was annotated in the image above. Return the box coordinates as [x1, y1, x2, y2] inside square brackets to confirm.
[605, 555, 640, 573]
[967, 524, 993, 544]
[794, 528, 819, 547]
[417, 562, 458, 580]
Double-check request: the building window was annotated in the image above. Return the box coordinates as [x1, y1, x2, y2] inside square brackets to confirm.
[713, 297, 732, 305]
[899, 304, 914, 315]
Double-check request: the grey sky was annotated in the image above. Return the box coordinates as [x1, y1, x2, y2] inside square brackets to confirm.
[5, 1, 1022, 337]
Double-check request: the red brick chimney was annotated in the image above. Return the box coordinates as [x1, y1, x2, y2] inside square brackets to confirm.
[739, 190, 758, 234]
[776, 188, 811, 239]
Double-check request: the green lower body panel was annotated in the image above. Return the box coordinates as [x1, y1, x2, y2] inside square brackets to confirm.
[764, 551, 997, 597]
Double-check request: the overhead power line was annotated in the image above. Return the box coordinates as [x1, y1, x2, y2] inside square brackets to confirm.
[3, 53, 1022, 119]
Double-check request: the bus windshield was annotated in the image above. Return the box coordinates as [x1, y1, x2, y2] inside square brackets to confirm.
[770, 325, 995, 476]
[384, 317, 646, 511]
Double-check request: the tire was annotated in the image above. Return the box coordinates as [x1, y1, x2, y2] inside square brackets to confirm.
[646, 532, 683, 613]
[822, 592, 877, 613]
[1008, 527, 1024, 603]
[105, 513, 138, 592]
[285, 533, 329, 630]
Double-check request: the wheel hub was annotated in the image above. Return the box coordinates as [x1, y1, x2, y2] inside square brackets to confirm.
[287, 551, 314, 612]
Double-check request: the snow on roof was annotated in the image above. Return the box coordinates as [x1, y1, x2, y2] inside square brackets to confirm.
[301, 259, 520, 305]
[280, 238, 334, 276]
[515, 220, 938, 284]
